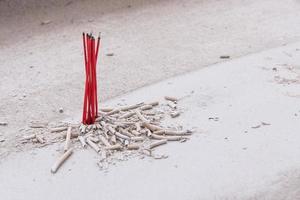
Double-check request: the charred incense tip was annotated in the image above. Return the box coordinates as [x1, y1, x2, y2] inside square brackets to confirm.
[127, 143, 140, 150]
[64, 126, 72, 151]
[164, 96, 178, 102]
[98, 32, 101, 38]
[51, 148, 73, 173]
[149, 139, 167, 149]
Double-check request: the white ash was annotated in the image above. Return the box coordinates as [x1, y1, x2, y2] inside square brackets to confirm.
[17, 98, 193, 172]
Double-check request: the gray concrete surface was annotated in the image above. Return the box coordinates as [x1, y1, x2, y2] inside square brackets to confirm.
[1, 41, 300, 199]
[2, 0, 300, 156]
[1, 1, 300, 199]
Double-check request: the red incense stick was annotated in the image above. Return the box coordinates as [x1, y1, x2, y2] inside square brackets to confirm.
[82, 33, 88, 123]
[95, 34, 100, 117]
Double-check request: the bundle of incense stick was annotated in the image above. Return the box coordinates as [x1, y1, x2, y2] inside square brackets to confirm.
[82, 32, 101, 124]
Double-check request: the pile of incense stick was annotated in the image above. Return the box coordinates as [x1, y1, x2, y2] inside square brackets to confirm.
[82, 32, 101, 125]
[19, 97, 193, 173]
